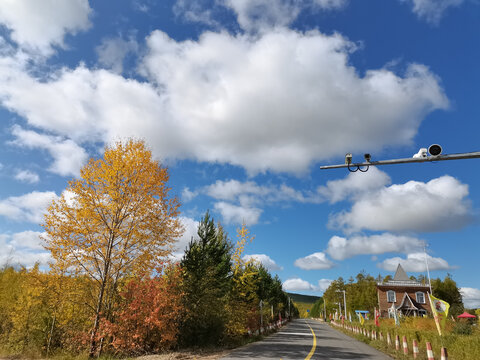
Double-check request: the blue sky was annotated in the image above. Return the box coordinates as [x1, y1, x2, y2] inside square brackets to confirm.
[0, 0, 479, 308]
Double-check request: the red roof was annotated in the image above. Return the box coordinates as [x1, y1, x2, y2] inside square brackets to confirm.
[457, 312, 476, 319]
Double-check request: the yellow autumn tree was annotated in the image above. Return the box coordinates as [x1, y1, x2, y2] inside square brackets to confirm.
[42, 139, 183, 357]
[226, 223, 259, 338]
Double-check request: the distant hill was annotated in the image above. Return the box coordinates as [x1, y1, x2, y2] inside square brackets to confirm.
[286, 292, 321, 304]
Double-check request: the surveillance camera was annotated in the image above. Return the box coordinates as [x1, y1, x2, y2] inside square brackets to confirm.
[364, 153, 371, 162]
[345, 153, 353, 165]
[428, 144, 442, 156]
[413, 148, 427, 159]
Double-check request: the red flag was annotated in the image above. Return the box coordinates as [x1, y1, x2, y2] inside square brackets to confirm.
[375, 308, 380, 327]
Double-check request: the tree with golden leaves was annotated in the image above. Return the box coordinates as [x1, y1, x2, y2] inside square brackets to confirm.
[42, 139, 182, 357]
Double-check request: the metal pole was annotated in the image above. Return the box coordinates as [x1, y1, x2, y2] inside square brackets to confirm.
[338, 302, 341, 317]
[320, 151, 480, 170]
[424, 243, 433, 294]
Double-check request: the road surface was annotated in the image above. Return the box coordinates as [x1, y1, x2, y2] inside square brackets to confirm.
[220, 319, 391, 359]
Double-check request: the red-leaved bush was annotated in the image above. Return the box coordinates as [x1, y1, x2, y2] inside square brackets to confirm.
[101, 264, 183, 355]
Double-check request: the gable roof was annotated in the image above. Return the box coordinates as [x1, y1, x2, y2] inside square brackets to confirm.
[395, 292, 418, 310]
[393, 264, 410, 281]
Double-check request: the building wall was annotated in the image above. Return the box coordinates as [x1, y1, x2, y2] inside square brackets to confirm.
[377, 285, 432, 317]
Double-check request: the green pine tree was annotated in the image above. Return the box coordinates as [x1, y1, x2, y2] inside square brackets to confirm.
[179, 212, 232, 346]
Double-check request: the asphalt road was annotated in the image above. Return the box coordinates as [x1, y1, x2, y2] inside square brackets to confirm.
[220, 319, 392, 360]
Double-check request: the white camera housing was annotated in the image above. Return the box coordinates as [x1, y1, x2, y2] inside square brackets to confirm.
[413, 148, 427, 159]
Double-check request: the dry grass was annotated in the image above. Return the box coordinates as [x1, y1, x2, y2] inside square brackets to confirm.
[135, 349, 232, 360]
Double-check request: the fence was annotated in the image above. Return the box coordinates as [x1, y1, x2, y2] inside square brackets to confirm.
[330, 320, 449, 359]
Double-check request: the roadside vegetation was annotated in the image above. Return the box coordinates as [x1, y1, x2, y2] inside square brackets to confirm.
[335, 317, 480, 360]
[0, 140, 297, 359]
[321, 271, 479, 359]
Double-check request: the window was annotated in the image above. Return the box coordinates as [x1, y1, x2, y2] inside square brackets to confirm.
[416, 292, 425, 304]
[387, 290, 396, 303]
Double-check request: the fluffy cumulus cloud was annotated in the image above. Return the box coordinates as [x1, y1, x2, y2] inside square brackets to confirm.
[243, 254, 283, 271]
[329, 175, 472, 233]
[214, 201, 262, 225]
[0, 29, 448, 175]
[282, 277, 333, 292]
[188, 179, 322, 224]
[0, 0, 92, 55]
[460, 287, 480, 309]
[140, 29, 448, 174]
[204, 179, 319, 204]
[10, 126, 88, 177]
[403, 0, 463, 24]
[294, 252, 335, 270]
[283, 277, 317, 291]
[0, 191, 57, 223]
[317, 167, 391, 203]
[14, 169, 39, 184]
[326, 233, 424, 260]
[378, 252, 453, 272]
[0, 231, 50, 268]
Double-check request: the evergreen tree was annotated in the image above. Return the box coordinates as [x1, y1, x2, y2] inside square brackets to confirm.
[180, 212, 232, 346]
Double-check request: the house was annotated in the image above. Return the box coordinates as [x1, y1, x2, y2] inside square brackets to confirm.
[377, 264, 431, 318]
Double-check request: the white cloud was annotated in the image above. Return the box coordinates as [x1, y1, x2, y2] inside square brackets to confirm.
[0, 0, 92, 56]
[329, 175, 472, 233]
[173, 0, 220, 27]
[317, 167, 391, 203]
[460, 287, 480, 309]
[223, 0, 302, 32]
[313, 0, 347, 9]
[199, 179, 321, 224]
[222, 0, 347, 32]
[243, 254, 283, 271]
[14, 169, 40, 184]
[0, 231, 50, 268]
[96, 36, 139, 74]
[0, 191, 57, 224]
[141, 29, 448, 174]
[317, 278, 333, 292]
[294, 252, 335, 270]
[283, 277, 318, 292]
[182, 187, 198, 202]
[171, 216, 199, 259]
[9, 230, 45, 250]
[11, 126, 88, 177]
[404, 0, 463, 24]
[214, 201, 262, 225]
[378, 252, 453, 272]
[205, 179, 319, 204]
[0, 29, 448, 175]
[326, 233, 424, 260]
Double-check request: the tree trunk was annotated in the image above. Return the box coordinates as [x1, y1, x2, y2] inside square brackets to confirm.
[88, 277, 107, 358]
